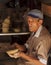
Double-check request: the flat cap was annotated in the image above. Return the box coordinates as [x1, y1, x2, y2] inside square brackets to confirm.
[28, 9, 43, 19]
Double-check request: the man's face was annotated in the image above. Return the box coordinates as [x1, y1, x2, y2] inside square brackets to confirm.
[27, 16, 40, 32]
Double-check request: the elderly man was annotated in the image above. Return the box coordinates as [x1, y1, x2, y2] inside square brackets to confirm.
[7, 9, 51, 65]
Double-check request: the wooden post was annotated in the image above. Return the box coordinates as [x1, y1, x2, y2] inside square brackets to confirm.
[41, 3, 51, 17]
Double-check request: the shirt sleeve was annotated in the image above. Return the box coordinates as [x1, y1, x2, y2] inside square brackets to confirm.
[36, 40, 48, 64]
[36, 40, 48, 59]
[38, 56, 47, 65]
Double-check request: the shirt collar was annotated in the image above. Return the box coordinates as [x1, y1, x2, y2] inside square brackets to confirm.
[34, 25, 42, 37]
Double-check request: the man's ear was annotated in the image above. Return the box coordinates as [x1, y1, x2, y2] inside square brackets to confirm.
[39, 19, 43, 25]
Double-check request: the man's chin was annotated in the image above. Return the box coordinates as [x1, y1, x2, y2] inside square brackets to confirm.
[29, 29, 36, 32]
[29, 30, 33, 32]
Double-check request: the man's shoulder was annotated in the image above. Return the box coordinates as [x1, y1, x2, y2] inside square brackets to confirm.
[41, 26, 50, 35]
[39, 26, 51, 40]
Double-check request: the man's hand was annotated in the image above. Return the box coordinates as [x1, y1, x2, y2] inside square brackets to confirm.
[14, 43, 26, 52]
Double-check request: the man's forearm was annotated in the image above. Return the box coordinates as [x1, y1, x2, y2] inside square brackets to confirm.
[20, 52, 45, 65]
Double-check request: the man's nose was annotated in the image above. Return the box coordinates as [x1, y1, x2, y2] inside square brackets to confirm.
[29, 23, 32, 27]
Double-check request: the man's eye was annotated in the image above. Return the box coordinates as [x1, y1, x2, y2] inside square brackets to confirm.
[28, 21, 30, 23]
[29, 20, 33, 23]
